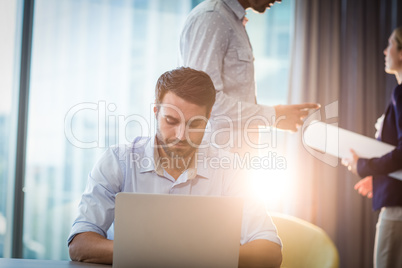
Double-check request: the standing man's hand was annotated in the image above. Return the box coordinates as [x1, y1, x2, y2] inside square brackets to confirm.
[274, 103, 320, 132]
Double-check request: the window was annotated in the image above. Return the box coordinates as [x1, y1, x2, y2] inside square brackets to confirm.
[247, 0, 294, 106]
[23, 0, 193, 260]
[0, 0, 23, 258]
[246, 1, 295, 207]
[3, 0, 294, 260]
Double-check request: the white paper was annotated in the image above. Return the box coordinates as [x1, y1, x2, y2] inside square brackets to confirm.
[303, 121, 402, 181]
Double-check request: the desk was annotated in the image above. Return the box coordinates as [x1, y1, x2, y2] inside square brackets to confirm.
[0, 258, 112, 268]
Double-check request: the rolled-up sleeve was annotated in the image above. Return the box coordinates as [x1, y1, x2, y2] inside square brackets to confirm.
[222, 157, 281, 247]
[240, 197, 282, 246]
[67, 147, 124, 245]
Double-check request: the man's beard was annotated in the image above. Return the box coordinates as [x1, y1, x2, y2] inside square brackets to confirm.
[156, 131, 197, 159]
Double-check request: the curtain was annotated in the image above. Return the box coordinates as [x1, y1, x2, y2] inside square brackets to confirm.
[287, 0, 402, 267]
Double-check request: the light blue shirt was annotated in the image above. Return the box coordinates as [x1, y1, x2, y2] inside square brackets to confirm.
[68, 136, 281, 246]
[179, 0, 276, 132]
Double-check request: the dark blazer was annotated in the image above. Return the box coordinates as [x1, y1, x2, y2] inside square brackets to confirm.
[357, 84, 402, 210]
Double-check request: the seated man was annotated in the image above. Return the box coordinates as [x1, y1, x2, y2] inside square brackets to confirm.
[68, 67, 282, 267]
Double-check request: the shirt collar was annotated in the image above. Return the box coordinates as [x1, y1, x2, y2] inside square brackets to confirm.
[139, 136, 210, 180]
[222, 0, 246, 21]
[138, 137, 159, 174]
[194, 151, 212, 179]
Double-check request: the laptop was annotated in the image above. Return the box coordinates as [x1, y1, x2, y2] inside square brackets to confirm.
[113, 193, 244, 268]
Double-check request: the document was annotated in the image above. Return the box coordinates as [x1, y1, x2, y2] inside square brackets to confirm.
[303, 121, 402, 181]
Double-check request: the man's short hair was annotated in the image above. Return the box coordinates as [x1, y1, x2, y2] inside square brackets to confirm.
[155, 67, 216, 113]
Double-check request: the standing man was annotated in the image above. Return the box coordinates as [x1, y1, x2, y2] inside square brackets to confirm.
[180, 0, 318, 152]
[68, 67, 282, 267]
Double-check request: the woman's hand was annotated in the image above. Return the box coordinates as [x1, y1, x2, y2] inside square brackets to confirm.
[354, 176, 373, 198]
[341, 149, 359, 176]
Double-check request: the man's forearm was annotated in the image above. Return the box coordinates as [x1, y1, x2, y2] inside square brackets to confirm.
[69, 232, 113, 264]
[238, 239, 282, 268]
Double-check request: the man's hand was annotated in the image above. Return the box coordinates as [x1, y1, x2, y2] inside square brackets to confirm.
[69, 232, 113, 264]
[354, 176, 373, 198]
[274, 103, 320, 132]
[238, 239, 282, 268]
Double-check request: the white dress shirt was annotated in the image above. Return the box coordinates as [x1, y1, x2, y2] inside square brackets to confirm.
[68, 136, 282, 247]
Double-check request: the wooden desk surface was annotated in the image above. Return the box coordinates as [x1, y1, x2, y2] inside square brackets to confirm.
[0, 258, 112, 268]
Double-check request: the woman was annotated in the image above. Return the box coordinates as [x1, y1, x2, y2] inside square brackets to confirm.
[343, 26, 402, 268]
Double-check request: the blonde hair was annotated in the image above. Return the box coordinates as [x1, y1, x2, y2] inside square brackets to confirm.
[394, 26, 402, 50]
